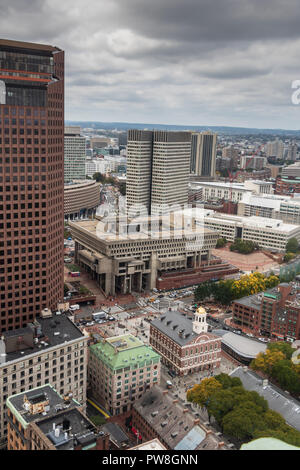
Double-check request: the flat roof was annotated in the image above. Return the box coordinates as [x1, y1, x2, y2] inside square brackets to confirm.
[1, 314, 85, 365]
[37, 408, 97, 450]
[131, 438, 167, 450]
[7, 384, 80, 427]
[70, 217, 214, 243]
[182, 208, 300, 232]
[0, 38, 61, 52]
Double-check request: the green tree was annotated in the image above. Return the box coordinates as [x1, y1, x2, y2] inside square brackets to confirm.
[222, 404, 267, 441]
[214, 373, 242, 389]
[216, 237, 227, 248]
[194, 281, 213, 302]
[187, 377, 222, 408]
[207, 389, 237, 426]
[286, 237, 299, 253]
[271, 361, 300, 395]
[284, 252, 295, 263]
[267, 342, 294, 360]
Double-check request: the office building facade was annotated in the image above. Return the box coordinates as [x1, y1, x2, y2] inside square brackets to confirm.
[126, 130, 191, 215]
[64, 126, 86, 182]
[88, 334, 161, 415]
[0, 39, 64, 332]
[190, 131, 217, 178]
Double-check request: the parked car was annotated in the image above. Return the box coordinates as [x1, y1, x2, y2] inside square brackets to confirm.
[168, 370, 176, 378]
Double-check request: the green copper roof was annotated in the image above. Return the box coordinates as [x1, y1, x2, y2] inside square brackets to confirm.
[90, 334, 161, 371]
[264, 293, 279, 299]
[241, 438, 300, 451]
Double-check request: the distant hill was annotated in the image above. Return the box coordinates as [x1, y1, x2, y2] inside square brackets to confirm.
[65, 121, 300, 136]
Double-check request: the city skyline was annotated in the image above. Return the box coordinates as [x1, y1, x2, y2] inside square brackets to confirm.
[1, 0, 300, 129]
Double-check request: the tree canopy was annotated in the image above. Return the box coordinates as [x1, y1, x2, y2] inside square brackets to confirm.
[286, 237, 299, 253]
[186, 372, 300, 447]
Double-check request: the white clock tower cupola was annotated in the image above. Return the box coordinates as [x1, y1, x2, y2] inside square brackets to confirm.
[193, 306, 208, 334]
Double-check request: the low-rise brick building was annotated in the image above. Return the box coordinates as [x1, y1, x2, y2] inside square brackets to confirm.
[150, 307, 221, 376]
[131, 385, 227, 450]
[232, 283, 300, 340]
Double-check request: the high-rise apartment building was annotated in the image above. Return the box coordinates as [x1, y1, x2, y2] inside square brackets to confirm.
[64, 126, 86, 182]
[0, 39, 64, 332]
[126, 130, 191, 215]
[190, 131, 217, 178]
[266, 139, 284, 159]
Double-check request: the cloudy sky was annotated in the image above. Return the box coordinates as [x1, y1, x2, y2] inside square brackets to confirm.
[1, 0, 300, 129]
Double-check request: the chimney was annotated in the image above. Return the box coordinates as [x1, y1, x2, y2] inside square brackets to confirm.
[206, 429, 212, 435]
[163, 390, 168, 395]
[183, 409, 188, 413]
[218, 442, 225, 448]
[173, 399, 178, 404]
[194, 419, 200, 425]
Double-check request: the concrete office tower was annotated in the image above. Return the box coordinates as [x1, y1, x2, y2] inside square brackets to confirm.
[190, 131, 217, 178]
[126, 129, 153, 215]
[64, 126, 86, 182]
[0, 39, 64, 332]
[126, 130, 191, 215]
[151, 131, 191, 214]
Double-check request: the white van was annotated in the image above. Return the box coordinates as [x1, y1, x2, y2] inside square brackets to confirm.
[69, 304, 80, 311]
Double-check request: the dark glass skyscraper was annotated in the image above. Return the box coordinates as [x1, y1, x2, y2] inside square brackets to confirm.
[0, 39, 64, 332]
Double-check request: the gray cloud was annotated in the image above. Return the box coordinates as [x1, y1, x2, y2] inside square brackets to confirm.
[1, 0, 300, 128]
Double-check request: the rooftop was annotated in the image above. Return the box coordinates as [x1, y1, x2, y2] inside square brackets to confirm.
[7, 385, 103, 450]
[7, 385, 79, 428]
[69, 216, 214, 243]
[131, 438, 167, 450]
[151, 310, 217, 347]
[0, 38, 61, 52]
[100, 422, 130, 448]
[37, 408, 101, 450]
[220, 332, 267, 359]
[240, 437, 300, 451]
[0, 314, 85, 365]
[182, 208, 300, 232]
[90, 334, 160, 371]
[230, 367, 300, 432]
[133, 385, 225, 450]
[233, 286, 282, 310]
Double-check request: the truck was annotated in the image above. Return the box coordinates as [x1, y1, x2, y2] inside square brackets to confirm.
[69, 271, 80, 277]
[92, 312, 107, 322]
